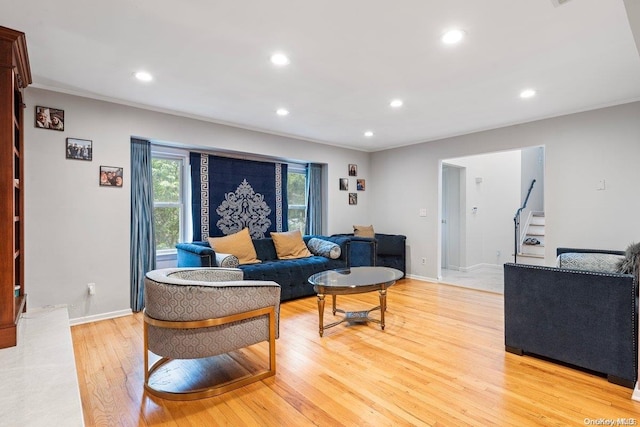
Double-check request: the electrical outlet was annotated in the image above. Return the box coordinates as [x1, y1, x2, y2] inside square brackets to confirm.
[421, 257, 426, 265]
[88, 283, 96, 295]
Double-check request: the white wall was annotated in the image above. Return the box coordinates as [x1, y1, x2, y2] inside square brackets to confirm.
[520, 146, 544, 213]
[371, 101, 640, 281]
[625, 0, 640, 57]
[24, 88, 371, 320]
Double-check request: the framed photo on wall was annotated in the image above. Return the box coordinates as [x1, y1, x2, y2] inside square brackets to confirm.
[357, 179, 365, 191]
[66, 138, 92, 161]
[100, 166, 123, 187]
[349, 193, 357, 205]
[348, 164, 357, 176]
[339, 178, 348, 191]
[35, 105, 64, 131]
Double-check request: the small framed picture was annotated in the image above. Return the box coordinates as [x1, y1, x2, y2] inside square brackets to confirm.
[348, 164, 357, 176]
[357, 179, 366, 191]
[100, 166, 124, 187]
[339, 178, 349, 191]
[349, 193, 358, 205]
[66, 138, 92, 161]
[35, 106, 64, 131]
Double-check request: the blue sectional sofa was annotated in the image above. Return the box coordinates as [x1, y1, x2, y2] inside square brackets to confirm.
[176, 235, 373, 301]
[504, 247, 638, 388]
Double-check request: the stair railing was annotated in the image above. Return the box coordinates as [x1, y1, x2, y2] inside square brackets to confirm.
[513, 179, 536, 263]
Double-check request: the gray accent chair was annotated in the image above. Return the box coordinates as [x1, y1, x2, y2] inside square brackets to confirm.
[143, 267, 281, 400]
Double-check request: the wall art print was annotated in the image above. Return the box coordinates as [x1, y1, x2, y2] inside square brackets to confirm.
[357, 179, 366, 191]
[216, 179, 272, 237]
[348, 164, 357, 176]
[66, 138, 92, 161]
[349, 193, 358, 205]
[100, 166, 123, 187]
[339, 178, 348, 191]
[190, 153, 288, 241]
[35, 105, 64, 131]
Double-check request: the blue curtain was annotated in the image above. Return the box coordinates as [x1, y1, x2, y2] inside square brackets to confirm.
[130, 138, 156, 312]
[190, 153, 288, 240]
[305, 163, 323, 235]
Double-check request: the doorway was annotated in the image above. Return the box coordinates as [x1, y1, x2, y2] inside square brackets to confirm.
[438, 147, 545, 293]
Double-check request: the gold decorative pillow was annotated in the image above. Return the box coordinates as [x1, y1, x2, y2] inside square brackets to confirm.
[208, 228, 260, 265]
[353, 224, 375, 238]
[271, 230, 312, 260]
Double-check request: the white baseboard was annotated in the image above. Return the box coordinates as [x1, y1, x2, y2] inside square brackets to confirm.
[460, 263, 502, 272]
[632, 383, 640, 401]
[69, 309, 133, 326]
[405, 274, 439, 283]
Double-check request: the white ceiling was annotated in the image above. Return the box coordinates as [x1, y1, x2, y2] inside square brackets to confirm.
[3, 0, 640, 152]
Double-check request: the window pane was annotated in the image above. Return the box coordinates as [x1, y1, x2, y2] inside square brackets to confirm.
[287, 172, 306, 205]
[154, 206, 180, 250]
[287, 170, 307, 233]
[152, 158, 181, 203]
[288, 208, 305, 233]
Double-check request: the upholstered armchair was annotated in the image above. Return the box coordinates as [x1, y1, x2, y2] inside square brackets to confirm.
[143, 268, 281, 400]
[504, 248, 638, 388]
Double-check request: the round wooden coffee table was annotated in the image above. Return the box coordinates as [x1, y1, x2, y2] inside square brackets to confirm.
[308, 266, 404, 337]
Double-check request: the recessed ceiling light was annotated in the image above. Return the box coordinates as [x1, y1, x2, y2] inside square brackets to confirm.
[276, 108, 289, 116]
[134, 71, 153, 82]
[270, 53, 290, 66]
[520, 89, 537, 99]
[441, 29, 465, 45]
[390, 99, 403, 108]
[364, 131, 374, 137]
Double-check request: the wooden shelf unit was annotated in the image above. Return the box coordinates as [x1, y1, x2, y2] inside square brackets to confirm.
[0, 26, 31, 349]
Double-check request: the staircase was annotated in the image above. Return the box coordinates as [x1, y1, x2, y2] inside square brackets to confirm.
[517, 212, 545, 265]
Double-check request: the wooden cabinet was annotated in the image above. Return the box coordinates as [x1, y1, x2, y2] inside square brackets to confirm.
[0, 26, 31, 349]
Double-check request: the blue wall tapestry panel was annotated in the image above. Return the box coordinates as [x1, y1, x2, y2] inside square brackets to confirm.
[190, 153, 288, 240]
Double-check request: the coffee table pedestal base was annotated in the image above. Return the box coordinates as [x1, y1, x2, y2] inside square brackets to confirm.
[316, 290, 387, 337]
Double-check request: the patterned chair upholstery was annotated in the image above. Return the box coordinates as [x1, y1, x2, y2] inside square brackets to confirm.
[143, 267, 281, 400]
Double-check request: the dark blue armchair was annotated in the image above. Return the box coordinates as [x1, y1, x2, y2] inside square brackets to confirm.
[504, 247, 638, 388]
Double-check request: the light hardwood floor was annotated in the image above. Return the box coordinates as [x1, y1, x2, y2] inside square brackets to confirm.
[72, 278, 640, 426]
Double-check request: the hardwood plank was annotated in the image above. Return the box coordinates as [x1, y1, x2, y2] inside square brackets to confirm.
[72, 279, 640, 426]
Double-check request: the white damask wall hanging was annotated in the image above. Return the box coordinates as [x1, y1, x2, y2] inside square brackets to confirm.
[189, 153, 288, 241]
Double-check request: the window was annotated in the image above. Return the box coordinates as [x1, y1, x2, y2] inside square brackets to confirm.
[152, 151, 188, 255]
[287, 165, 307, 233]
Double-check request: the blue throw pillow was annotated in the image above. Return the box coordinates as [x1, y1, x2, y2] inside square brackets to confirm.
[307, 238, 341, 259]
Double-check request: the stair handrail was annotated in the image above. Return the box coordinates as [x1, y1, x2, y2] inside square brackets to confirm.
[513, 179, 536, 263]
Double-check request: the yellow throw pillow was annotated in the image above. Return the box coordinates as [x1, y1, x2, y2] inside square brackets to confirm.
[353, 224, 375, 238]
[271, 230, 312, 260]
[208, 228, 260, 265]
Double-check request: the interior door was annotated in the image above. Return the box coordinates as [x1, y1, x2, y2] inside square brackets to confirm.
[441, 165, 461, 270]
[442, 165, 450, 269]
